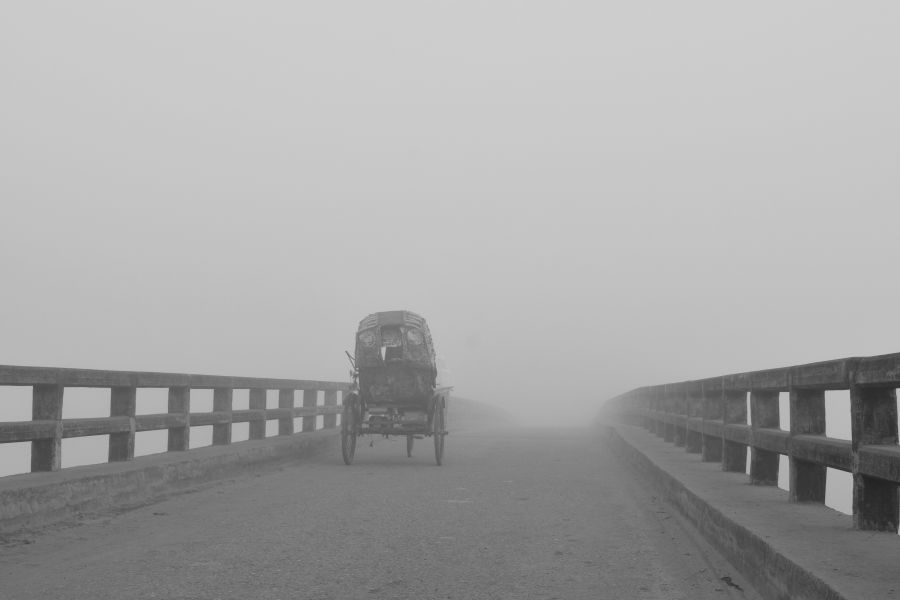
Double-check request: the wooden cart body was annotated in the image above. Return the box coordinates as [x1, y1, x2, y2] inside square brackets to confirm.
[342, 311, 449, 464]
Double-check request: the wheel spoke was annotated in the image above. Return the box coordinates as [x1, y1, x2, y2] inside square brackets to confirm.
[433, 403, 445, 466]
[341, 402, 357, 465]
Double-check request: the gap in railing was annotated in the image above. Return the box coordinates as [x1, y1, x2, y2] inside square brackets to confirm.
[136, 388, 168, 414]
[189, 425, 213, 449]
[61, 435, 109, 468]
[62, 387, 109, 418]
[0, 386, 32, 476]
[233, 422, 249, 442]
[746, 394, 752, 426]
[191, 389, 213, 413]
[135, 430, 167, 456]
[0, 442, 30, 477]
[293, 417, 302, 433]
[233, 389, 249, 410]
[825, 390, 851, 440]
[745, 448, 793, 494]
[266, 390, 279, 409]
[826, 468, 852, 515]
[266, 419, 278, 437]
[778, 392, 790, 431]
[778, 454, 789, 491]
[0, 385, 31, 421]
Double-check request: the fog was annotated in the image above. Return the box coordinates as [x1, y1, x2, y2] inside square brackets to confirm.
[2, 2, 899, 430]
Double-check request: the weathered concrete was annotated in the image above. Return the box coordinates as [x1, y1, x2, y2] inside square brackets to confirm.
[166, 385, 191, 452]
[605, 422, 900, 600]
[108, 386, 137, 462]
[749, 391, 779, 485]
[30, 384, 63, 472]
[0, 430, 336, 534]
[790, 389, 827, 503]
[851, 385, 899, 530]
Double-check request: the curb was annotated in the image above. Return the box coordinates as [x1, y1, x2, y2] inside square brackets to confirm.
[602, 424, 844, 600]
[0, 430, 338, 534]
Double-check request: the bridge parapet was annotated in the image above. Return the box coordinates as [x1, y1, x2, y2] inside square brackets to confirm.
[607, 352, 900, 532]
[0, 365, 348, 474]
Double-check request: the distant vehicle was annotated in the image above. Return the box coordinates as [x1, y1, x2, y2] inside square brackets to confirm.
[341, 310, 451, 465]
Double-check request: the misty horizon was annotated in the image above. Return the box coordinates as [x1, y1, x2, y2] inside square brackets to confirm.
[2, 3, 899, 431]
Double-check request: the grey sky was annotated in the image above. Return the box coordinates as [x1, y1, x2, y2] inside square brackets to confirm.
[2, 2, 898, 425]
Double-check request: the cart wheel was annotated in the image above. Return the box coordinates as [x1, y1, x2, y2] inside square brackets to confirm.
[433, 401, 446, 466]
[341, 402, 357, 465]
[406, 435, 414, 458]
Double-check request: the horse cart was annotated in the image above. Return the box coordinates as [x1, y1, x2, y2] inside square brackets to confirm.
[341, 310, 450, 465]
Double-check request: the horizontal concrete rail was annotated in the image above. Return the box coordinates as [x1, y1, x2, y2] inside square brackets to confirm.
[0, 364, 348, 473]
[606, 351, 900, 532]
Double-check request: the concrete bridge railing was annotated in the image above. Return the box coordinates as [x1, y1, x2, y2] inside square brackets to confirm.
[0, 365, 349, 474]
[606, 352, 900, 532]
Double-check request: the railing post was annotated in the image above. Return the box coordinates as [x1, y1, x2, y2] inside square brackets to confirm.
[701, 382, 723, 462]
[722, 390, 747, 472]
[323, 389, 337, 429]
[167, 386, 191, 451]
[31, 384, 63, 472]
[249, 388, 266, 440]
[302, 389, 317, 432]
[213, 388, 233, 445]
[851, 385, 899, 530]
[109, 386, 136, 462]
[652, 387, 665, 439]
[685, 384, 702, 454]
[278, 389, 293, 435]
[673, 385, 686, 448]
[749, 390, 780, 485]
[663, 386, 675, 443]
[789, 388, 826, 503]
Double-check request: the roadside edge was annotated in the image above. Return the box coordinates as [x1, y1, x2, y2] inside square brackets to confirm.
[0, 430, 337, 535]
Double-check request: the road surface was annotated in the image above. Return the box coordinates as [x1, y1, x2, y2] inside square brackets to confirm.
[0, 427, 759, 600]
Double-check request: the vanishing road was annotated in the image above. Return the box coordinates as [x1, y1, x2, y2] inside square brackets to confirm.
[0, 427, 759, 600]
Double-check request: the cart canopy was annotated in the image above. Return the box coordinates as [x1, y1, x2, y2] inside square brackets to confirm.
[355, 310, 436, 370]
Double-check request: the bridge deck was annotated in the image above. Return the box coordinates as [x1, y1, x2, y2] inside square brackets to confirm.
[0, 428, 757, 600]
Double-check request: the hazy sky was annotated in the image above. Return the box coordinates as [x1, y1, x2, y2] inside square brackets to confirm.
[2, 2, 899, 425]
